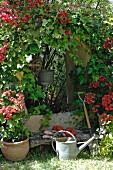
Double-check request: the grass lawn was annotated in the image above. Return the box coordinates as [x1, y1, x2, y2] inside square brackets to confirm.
[0, 145, 113, 170]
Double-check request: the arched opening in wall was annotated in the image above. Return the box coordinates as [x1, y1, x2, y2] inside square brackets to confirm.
[27, 38, 91, 114]
[28, 53, 68, 113]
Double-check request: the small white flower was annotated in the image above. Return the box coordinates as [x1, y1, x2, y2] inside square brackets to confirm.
[17, 64, 24, 68]
[99, 135, 103, 139]
[102, 129, 106, 134]
[109, 133, 112, 139]
[25, 54, 32, 63]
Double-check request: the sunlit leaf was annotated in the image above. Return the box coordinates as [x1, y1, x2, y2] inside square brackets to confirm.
[15, 72, 24, 81]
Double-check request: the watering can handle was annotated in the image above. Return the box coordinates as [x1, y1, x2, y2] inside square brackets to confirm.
[58, 130, 77, 141]
[51, 130, 77, 153]
[51, 138, 57, 153]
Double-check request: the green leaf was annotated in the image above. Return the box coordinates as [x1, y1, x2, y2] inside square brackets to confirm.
[52, 33, 61, 39]
[23, 67, 31, 73]
[42, 19, 48, 26]
[29, 44, 38, 54]
[0, 141, 3, 148]
[92, 74, 99, 81]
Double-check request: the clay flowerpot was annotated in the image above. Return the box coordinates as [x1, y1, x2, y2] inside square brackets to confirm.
[38, 69, 54, 86]
[1, 138, 29, 161]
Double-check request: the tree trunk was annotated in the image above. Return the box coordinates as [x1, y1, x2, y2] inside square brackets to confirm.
[65, 37, 91, 106]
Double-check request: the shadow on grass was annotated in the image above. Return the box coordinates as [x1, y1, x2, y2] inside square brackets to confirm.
[1, 145, 113, 170]
[0, 145, 93, 161]
[27, 145, 56, 162]
[0, 145, 55, 161]
[0, 145, 57, 170]
[27, 145, 92, 161]
[0, 145, 97, 163]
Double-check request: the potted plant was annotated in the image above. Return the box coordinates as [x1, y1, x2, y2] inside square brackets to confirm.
[0, 90, 30, 161]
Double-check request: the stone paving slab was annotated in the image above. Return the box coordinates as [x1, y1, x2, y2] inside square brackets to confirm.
[29, 130, 90, 148]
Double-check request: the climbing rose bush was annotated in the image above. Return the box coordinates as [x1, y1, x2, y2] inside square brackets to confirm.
[0, 0, 76, 64]
[0, 0, 78, 96]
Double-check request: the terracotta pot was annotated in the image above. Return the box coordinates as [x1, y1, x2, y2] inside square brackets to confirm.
[1, 138, 29, 161]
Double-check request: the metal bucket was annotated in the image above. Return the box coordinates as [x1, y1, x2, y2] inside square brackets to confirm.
[38, 69, 54, 86]
[52, 130, 77, 160]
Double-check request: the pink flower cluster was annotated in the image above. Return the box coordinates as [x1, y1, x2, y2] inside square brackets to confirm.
[58, 11, 71, 24]
[88, 82, 100, 88]
[27, 0, 44, 8]
[0, 40, 8, 62]
[0, 90, 25, 120]
[0, 3, 31, 29]
[103, 38, 113, 50]
[101, 113, 113, 122]
[84, 75, 113, 117]
[88, 76, 112, 91]
[58, 11, 71, 35]
[0, 0, 44, 30]
[84, 92, 95, 104]
[0, 106, 19, 120]
[99, 75, 107, 82]
[102, 92, 113, 111]
[92, 105, 100, 113]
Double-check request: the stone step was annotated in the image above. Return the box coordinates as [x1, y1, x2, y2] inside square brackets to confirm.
[29, 130, 90, 148]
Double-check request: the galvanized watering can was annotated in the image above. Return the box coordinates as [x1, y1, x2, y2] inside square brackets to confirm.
[52, 130, 95, 160]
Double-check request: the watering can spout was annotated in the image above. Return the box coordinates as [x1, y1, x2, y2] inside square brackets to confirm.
[79, 135, 95, 152]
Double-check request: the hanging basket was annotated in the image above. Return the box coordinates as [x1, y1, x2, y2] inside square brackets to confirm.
[38, 69, 54, 86]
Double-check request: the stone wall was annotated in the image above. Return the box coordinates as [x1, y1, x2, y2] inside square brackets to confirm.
[24, 112, 83, 132]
